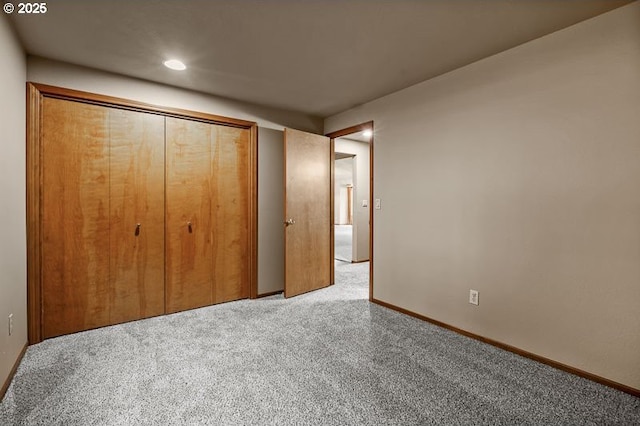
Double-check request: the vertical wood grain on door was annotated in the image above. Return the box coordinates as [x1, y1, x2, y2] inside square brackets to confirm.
[42, 98, 110, 338]
[284, 128, 331, 298]
[211, 126, 250, 303]
[165, 117, 213, 313]
[109, 110, 165, 323]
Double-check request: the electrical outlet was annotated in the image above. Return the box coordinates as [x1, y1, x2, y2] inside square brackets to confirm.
[8, 313, 13, 336]
[469, 290, 479, 306]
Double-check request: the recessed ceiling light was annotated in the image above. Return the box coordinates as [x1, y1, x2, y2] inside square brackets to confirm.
[363, 130, 372, 138]
[163, 59, 186, 71]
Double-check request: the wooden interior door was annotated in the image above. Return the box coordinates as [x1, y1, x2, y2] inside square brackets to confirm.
[165, 117, 213, 313]
[41, 98, 111, 338]
[284, 128, 331, 297]
[211, 126, 251, 303]
[109, 109, 165, 323]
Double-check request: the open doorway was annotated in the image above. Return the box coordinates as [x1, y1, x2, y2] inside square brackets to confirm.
[327, 122, 373, 299]
[334, 136, 371, 264]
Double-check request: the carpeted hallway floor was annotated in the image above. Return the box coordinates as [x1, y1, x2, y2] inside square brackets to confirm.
[1, 261, 639, 425]
[334, 224, 352, 262]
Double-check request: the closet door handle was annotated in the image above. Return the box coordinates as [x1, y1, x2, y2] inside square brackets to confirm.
[135, 223, 141, 236]
[187, 221, 193, 233]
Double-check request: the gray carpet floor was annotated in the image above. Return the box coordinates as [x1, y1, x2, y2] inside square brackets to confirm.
[335, 224, 352, 262]
[1, 261, 639, 425]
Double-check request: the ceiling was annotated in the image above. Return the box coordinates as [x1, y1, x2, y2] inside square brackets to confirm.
[8, 0, 632, 117]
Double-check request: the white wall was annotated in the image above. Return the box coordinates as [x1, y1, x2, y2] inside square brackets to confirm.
[28, 57, 323, 133]
[335, 138, 370, 262]
[0, 15, 27, 393]
[325, 2, 640, 390]
[257, 128, 284, 295]
[27, 57, 322, 297]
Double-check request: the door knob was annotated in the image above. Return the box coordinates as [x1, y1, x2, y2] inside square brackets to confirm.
[284, 218, 296, 226]
[187, 221, 193, 233]
[134, 223, 141, 236]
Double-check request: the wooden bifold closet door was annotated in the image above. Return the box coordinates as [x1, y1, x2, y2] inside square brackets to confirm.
[165, 117, 250, 313]
[36, 88, 255, 341]
[109, 109, 165, 324]
[42, 98, 165, 338]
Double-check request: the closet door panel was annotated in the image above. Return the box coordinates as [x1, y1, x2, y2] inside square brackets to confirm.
[212, 126, 250, 303]
[166, 117, 213, 313]
[41, 98, 110, 338]
[109, 110, 165, 323]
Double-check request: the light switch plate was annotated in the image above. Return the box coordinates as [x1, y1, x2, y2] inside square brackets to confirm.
[375, 199, 381, 210]
[362, 200, 368, 207]
[469, 290, 479, 306]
